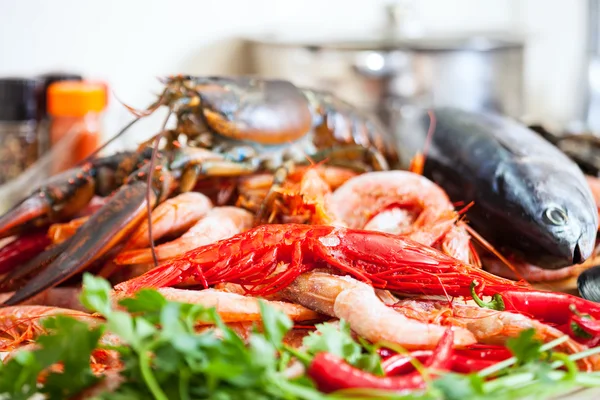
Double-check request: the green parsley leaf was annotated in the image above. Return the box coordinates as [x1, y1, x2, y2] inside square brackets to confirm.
[0, 350, 42, 400]
[80, 272, 114, 316]
[259, 299, 293, 349]
[506, 328, 544, 365]
[432, 373, 482, 400]
[303, 320, 361, 363]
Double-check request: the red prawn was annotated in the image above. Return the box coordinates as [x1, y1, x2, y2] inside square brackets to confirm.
[115, 224, 527, 297]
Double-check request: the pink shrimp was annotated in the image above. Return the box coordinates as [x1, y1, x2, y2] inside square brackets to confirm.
[114, 206, 254, 265]
[329, 171, 476, 264]
[122, 191, 213, 250]
[280, 271, 476, 350]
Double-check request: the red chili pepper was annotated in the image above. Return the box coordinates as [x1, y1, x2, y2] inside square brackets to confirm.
[382, 350, 432, 376]
[470, 281, 600, 326]
[383, 348, 504, 376]
[502, 290, 600, 325]
[377, 347, 396, 360]
[308, 329, 454, 393]
[455, 344, 512, 361]
[0, 231, 50, 275]
[450, 354, 496, 373]
[572, 314, 600, 336]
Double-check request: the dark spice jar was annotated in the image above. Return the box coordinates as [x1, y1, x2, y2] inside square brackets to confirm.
[0, 78, 40, 185]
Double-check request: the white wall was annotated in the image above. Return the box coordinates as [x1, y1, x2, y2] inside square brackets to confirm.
[0, 0, 588, 147]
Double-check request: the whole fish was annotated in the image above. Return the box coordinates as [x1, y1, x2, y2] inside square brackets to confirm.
[399, 107, 598, 270]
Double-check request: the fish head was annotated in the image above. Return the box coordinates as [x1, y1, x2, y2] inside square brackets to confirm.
[496, 158, 598, 269]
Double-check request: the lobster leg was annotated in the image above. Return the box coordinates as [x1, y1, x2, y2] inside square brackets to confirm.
[179, 160, 257, 193]
[1, 172, 166, 306]
[254, 160, 295, 225]
[309, 145, 390, 172]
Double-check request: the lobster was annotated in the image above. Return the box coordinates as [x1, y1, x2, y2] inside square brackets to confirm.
[0, 75, 399, 306]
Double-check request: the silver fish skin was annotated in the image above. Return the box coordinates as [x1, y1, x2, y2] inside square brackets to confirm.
[400, 107, 598, 270]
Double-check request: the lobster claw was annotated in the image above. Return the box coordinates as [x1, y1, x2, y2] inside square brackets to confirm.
[0, 168, 96, 239]
[0, 151, 143, 240]
[1, 175, 164, 306]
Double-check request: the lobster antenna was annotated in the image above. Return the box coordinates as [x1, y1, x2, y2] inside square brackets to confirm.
[146, 110, 172, 268]
[77, 85, 167, 166]
[76, 86, 170, 166]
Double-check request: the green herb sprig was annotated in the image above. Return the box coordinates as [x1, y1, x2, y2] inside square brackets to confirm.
[2, 274, 600, 400]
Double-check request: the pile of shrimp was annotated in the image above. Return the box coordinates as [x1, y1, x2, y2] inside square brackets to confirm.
[3, 165, 600, 392]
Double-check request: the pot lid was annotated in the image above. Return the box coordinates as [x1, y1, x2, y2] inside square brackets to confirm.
[247, 32, 524, 52]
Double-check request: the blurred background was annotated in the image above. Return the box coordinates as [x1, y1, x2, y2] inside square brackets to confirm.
[0, 0, 595, 188]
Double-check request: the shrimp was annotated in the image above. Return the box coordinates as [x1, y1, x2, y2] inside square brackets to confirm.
[114, 206, 254, 265]
[392, 299, 587, 356]
[280, 271, 476, 350]
[115, 223, 524, 298]
[329, 171, 476, 264]
[111, 287, 323, 323]
[280, 167, 340, 225]
[237, 165, 353, 225]
[48, 216, 89, 244]
[46, 192, 214, 249]
[46, 196, 112, 245]
[122, 191, 213, 250]
[0, 305, 102, 351]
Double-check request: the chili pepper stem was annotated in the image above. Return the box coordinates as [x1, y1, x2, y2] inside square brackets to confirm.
[470, 280, 505, 311]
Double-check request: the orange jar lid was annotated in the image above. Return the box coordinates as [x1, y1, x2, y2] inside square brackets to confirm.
[47, 81, 107, 117]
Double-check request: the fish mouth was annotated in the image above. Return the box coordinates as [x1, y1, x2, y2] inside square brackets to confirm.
[572, 232, 595, 265]
[573, 242, 584, 265]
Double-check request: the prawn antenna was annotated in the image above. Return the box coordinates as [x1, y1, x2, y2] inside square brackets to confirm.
[462, 224, 531, 286]
[409, 109, 436, 175]
[146, 110, 172, 268]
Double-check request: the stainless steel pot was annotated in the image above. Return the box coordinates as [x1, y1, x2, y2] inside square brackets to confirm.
[246, 33, 525, 131]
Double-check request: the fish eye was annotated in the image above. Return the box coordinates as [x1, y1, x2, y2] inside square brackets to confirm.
[543, 206, 568, 226]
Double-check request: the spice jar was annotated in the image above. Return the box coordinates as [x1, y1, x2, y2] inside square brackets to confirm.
[47, 81, 107, 173]
[36, 72, 82, 157]
[0, 78, 40, 185]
